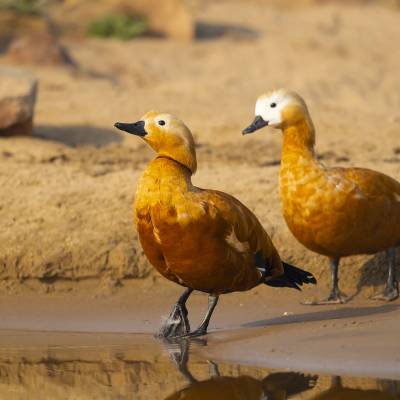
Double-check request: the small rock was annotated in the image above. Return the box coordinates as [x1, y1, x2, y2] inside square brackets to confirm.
[0, 67, 38, 136]
[7, 34, 75, 67]
[0, 10, 76, 67]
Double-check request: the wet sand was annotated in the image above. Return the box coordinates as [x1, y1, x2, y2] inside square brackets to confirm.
[0, 285, 399, 382]
[0, 327, 399, 399]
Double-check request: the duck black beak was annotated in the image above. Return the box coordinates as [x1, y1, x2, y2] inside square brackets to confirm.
[242, 116, 269, 135]
[114, 120, 147, 137]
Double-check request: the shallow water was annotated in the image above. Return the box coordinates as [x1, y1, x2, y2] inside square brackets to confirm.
[0, 331, 399, 399]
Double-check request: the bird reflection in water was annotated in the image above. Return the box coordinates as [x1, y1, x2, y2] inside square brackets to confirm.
[162, 340, 400, 400]
[163, 338, 317, 400]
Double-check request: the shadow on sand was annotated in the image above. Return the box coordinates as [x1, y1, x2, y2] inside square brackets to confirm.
[34, 124, 122, 147]
[243, 303, 399, 329]
[195, 21, 259, 40]
[356, 251, 400, 294]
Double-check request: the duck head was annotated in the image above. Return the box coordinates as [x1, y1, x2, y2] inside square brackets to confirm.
[242, 89, 315, 147]
[115, 111, 197, 173]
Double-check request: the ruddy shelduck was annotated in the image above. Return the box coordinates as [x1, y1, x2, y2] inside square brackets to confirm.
[115, 111, 316, 337]
[243, 89, 400, 304]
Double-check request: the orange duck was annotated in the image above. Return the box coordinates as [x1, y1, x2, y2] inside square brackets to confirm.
[114, 111, 316, 337]
[243, 89, 400, 304]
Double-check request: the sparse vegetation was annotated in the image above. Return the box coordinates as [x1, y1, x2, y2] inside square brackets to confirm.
[87, 14, 148, 40]
[0, 0, 45, 15]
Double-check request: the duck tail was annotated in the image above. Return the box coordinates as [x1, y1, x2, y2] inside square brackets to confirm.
[265, 261, 317, 291]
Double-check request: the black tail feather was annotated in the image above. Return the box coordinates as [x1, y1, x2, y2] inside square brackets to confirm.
[265, 261, 316, 291]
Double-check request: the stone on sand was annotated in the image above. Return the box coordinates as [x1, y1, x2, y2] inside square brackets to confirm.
[0, 10, 75, 67]
[0, 67, 38, 136]
[7, 34, 75, 67]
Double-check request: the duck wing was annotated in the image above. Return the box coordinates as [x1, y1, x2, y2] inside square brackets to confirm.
[194, 188, 285, 279]
[338, 167, 400, 201]
[193, 188, 316, 289]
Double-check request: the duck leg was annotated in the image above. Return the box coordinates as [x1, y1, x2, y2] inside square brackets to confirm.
[158, 288, 193, 338]
[185, 294, 219, 337]
[303, 257, 348, 305]
[372, 248, 399, 302]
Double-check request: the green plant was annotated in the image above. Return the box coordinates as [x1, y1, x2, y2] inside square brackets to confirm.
[87, 14, 148, 40]
[0, 0, 45, 15]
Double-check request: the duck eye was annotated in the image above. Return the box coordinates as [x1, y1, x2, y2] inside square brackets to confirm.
[270, 103, 277, 108]
[158, 120, 165, 126]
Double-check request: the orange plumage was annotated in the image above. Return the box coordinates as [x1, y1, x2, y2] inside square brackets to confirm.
[135, 156, 282, 294]
[115, 111, 315, 337]
[244, 89, 400, 303]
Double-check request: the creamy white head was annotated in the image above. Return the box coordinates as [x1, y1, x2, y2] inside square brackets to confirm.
[255, 90, 292, 128]
[243, 89, 311, 134]
[115, 111, 197, 173]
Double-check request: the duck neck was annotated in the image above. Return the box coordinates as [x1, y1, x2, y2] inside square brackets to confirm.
[158, 144, 197, 175]
[150, 155, 194, 194]
[281, 117, 318, 168]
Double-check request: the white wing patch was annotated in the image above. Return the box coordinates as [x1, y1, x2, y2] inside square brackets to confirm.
[177, 212, 192, 221]
[153, 226, 163, 244]
[353, 191, 367, 200]
[226, 229, 250, 253]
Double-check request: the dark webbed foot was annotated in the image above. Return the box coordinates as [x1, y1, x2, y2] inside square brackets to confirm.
[182, 294, 219, 338]
[302, 290, 348, 305]
[183, 327, 208, 338]
[371, 282, 399, 302]
[158, 303, 191, 338]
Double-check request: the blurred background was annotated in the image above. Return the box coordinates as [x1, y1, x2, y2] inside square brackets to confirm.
[1, 0, 400, 299]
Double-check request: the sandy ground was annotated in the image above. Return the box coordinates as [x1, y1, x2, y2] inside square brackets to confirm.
[1, 1, 400, 295]
[1, 0, 400, 384]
